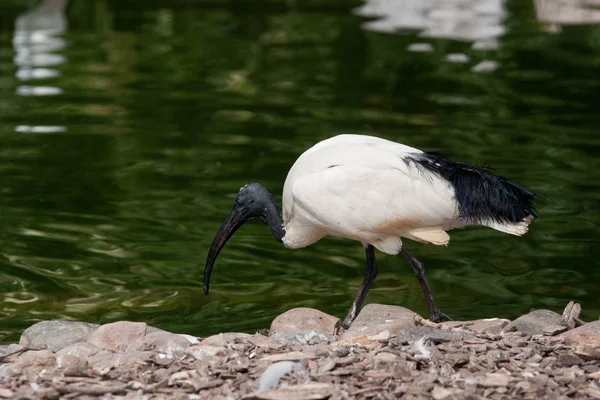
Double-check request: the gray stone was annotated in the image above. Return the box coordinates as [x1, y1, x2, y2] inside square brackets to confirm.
[338, 304, 416, 344]
[246, 383, 334, 400]
[270, 308, 341, 337]
[57, 342, 101, 358]
[503, 310, 564, 335]
[13, 349, 56, 368]
[87, 321, 147, 352]
[56, 354, 88, 376]
[392, 326, 473, 346]
[19, 320, 99, 352]
[202, 332, 251, 347]
[466, 318, 511, 334]
[268, 330, 335, 346]
[186, 345, 226, 361]
[131, 331, 190, 358]
[477, 372, 510, 387]
[559, 321, 600, 359]
[374, 352, 400, 366]
[258, 361, 307, 391]
[88, 351, 152, 371]
[5, 344, 25, 355]
[432, 387, 464, 400]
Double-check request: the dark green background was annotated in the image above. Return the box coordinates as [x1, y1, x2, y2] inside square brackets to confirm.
[0, 0, 598, 342]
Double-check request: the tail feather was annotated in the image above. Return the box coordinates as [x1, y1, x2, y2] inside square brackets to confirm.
[406, 152, 539, 227]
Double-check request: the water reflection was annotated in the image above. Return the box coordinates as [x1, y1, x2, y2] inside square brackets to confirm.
[355, 0, 505, 48]
[535, 0, 600, 32]
[12, 0, 68, 97]
[355, 0, 504, 74]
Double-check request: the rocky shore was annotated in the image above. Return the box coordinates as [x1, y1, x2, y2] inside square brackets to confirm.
[0, 302, 599, 399]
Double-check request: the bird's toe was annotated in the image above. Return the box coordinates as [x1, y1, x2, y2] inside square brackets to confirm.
[430, 310, 452, 323]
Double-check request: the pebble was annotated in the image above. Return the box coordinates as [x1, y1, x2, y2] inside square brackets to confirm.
[467, 318, 511, 334]
[12, 349, 56, 368]
[19, 320, 99, 352]
[478, 372, 510, 387]
[202, 332, 251, 347]
[504, 309, 564, 335]
[56, 354, 88, 376]
[87, 321, 147, 352]
[186, 345, 226, 361]
[268, 330, 335, 346]
[88, 351, 152, 371]
[57, 342, 101, 358]
[338, 304, 415, 344]
[392, 326, 472, 345]
[132, 330, 191, 358]
[269, 308, 341, 336]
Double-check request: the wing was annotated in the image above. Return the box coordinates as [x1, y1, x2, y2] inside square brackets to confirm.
[288, 164, 460, 252]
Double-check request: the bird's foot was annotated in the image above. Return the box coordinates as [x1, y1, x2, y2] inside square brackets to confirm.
[429, 310, 452, 323]
[341, 315, 354, 330]
[342, 305, 359, 329]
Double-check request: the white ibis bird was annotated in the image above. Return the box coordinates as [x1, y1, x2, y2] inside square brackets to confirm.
[204, 134, 538, 328]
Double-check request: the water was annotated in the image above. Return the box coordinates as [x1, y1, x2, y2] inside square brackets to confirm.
[0, 0, 599, 343]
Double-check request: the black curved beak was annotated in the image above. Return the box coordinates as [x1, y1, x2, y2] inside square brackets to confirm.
[204, 206, 249, 295]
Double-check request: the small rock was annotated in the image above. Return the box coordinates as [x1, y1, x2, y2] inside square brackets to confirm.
[56, 354, 89, 376]
[268, 330, 335, 346]
[5, 344, 25, 355]
[559, 321, 600, 359]
[13, 349, 56, 368]
[467, 318, 511, 334]
[186, 345, 226, 361]
[374, 352, 399, 365]
[179, 334, 200, 345]
[202, 332, 251, 347]
[87, 321, 147, 352]
[132, 331, 190, 358]
[261, 351, 317, 362]
[19, 320, 99, 352]
[431, 387, 464, 400]
[504, 310, 564, 335]
[244, 382, 335, 400]
[258, 361, 307, 391]
[270, 308, 341, 336]
[556, 353, 584, 367]
[392, 326, 472, 345]
[0, 364, 20, 383]
[57, 342, 101, 358]
[478, 372, 510, 387]
[338, 304, 416, 344]
[88, 351, 152, 371]
[542, 325, 568, 336]
[560, 320, 600, 341]
[0, 388, 14, 398]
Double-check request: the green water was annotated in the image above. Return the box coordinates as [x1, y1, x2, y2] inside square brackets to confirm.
[0, 0, 599, 342]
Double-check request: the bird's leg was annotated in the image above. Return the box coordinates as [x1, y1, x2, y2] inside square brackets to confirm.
[342, 245, 378, 329]
[400, 248, 452, 323]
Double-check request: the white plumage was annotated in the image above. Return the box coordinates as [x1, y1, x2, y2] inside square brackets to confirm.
[205, 134, 538, 327]
[282, 134, 530, 253]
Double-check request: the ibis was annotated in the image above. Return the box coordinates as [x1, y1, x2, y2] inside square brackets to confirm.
[204, 134, 538, 328]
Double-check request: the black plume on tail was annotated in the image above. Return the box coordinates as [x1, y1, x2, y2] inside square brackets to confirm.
[406, 152, 538, 224]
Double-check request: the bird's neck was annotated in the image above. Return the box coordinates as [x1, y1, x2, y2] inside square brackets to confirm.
[262, 202, 285, 243]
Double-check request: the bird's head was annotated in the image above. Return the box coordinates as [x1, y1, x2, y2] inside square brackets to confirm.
[203, 183, 284, 295]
